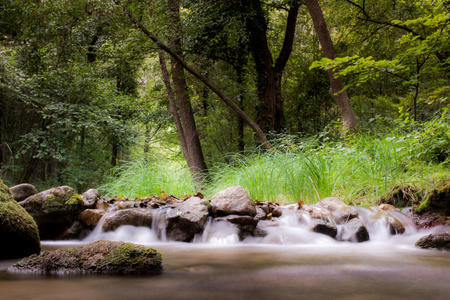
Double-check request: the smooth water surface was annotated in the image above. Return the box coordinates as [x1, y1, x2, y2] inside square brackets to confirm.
[1, 207, 449, 300]
[1, 241, 450, 300]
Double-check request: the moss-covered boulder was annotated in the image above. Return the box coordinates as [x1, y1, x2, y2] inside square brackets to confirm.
[0, 180, 40, 259]
[19, 186, 84, 240]
[415, 183, 450, 215]
[9, 240, 163, 275]
[415, 232, 450, 251]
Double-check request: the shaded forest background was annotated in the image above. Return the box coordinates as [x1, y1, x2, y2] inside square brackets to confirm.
[0, 0, 449, 201]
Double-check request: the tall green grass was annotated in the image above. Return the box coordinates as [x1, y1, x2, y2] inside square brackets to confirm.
[99, 159, 196, 198]
[100, 109, 450, 205]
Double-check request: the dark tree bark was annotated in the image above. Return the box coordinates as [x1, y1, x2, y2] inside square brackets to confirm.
[167, 0, 209, 183]
[305, 0, 357, 133]
[242, 0, 299, 132]
[116, 0, 273, 149]
[158, 50, 191, 168]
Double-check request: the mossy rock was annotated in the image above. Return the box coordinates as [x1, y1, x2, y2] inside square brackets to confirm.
[415, 232, 450, 251]
[0, 180, 40, 259]
[19, 186, 84, 239]
[415, 183, 450, 215]
[9, 240, 163, 275]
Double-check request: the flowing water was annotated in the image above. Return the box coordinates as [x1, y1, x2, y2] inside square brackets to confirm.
[1, 206, 450, 300]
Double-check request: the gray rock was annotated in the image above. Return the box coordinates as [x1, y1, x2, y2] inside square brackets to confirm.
[215, 214, 259, 240]
[102, 208, 154, 232]
[9, 240, 163, 275]
[415, 232, 450, 251]
[18, 186, 84, 240]
[309, 219, 337, 238]
[81, 189, 99, 208]
[9, 183, 38, 202]
[337, 218, 370, 242]
[0, 180, 40, 259]
[166, 197, 209, 242]
[316, 197, 358, 224]
[210, 186, 256, 217]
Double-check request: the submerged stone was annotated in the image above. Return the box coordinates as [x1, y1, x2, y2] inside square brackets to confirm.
[309, 219, 337, 239]
[316, 197, 358, 224]
[0, 180, 40, 259]
[337, 218, 370, 243]
[9, 240, 163, 275]
[415, 232, 450, 251]
[215, 214, 259, 240]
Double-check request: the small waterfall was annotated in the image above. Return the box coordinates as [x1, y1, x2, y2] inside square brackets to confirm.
[194, 218, 240, 244]
[83, 208, 166, 245]
[80, 202, 442, 249]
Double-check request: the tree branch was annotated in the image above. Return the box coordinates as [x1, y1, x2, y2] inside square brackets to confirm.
[114, 0, 273, 149]
[274, 1, 300, 75]
[344, 0, 424, 40]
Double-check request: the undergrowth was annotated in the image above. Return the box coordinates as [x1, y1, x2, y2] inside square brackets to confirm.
[100, 109, 450, 205]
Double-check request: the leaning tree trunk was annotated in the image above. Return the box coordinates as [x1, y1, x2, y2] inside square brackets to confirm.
[158, 50, 191, 168]
[116, 0, 273, 149]
[305, 0, 357, 134]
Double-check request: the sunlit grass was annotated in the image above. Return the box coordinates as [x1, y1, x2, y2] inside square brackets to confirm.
[100, 116, 450, 206]
[99, 159, 196, 198]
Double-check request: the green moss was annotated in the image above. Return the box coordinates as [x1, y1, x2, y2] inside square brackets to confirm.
[415, 233, 450, 251]
[415, 183, 450, 214]
[11, 241, 163, 275]
[0, 179, 13, 203]
[0, 180, 40, 259]
[416, 198, 430, 213]
[65, 194, 83, 206]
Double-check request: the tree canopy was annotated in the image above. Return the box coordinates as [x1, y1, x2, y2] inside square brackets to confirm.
[0, 0, 448, 190]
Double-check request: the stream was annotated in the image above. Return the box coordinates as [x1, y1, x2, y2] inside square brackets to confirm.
[1, 207, 450, 300]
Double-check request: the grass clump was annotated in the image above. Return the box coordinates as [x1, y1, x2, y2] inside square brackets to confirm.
[100, 109, 450, 206]
[99, 158, 196, 198]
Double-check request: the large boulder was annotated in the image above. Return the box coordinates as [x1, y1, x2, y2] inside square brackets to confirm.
[316, 197, 358, 224]
[9, 183, 38, 202]
[0, 180, 40, 259]
[81, 189, 99, 208]
[102, 208, 153, 232]
[337, 218, 370, 242]
[9, 240, 163, 275]
[210, 186, 256, 217]
[415, 232, 450, 251]
[19, 186, 84, 240]
[166, 197, 209, 242]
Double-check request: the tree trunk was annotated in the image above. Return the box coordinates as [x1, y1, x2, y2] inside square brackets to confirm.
[167, 0, 208, 184]
[117, 0, 273, 149]
[242, 0, 299, 133]
[158, 50, 191, 166]
[305, 0, 357, 134]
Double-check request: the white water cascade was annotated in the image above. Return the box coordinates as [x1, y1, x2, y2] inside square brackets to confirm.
[79, 204, 442, 250]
